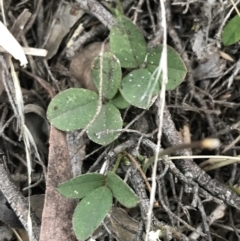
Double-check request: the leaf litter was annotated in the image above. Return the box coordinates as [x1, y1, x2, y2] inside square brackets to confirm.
[1, 1, 240, 241]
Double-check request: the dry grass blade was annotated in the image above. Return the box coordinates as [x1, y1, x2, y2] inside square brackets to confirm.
[0, 21, 27, 66]
[0, 46, 48, 57]
[145, 0, 168, 240]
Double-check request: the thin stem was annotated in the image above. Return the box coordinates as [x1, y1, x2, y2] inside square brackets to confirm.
[112, 154, 123, 173]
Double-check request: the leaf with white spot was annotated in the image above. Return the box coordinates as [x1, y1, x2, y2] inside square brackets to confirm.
[87, 103, 122, 145]
[57, 173, 106, 199]
[147, 45, 187, 90]
[110, 15, 147, 68]
[91, 52, 122, 99]
[73, 186, 112, 241]
[47, 88, 98, 131]
[109, 91, 130, 109]
[120, 69, 159, 109]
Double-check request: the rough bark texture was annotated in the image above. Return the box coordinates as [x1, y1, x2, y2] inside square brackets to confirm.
[0, 164, 40, 241]
[159, 104, 240, 210]
[75, 0, 115, 29]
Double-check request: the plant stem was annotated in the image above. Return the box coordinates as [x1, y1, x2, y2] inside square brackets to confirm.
[112, 153, 123, 173]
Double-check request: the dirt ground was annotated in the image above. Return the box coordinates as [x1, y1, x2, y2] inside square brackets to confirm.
[1, 1, 240, 241]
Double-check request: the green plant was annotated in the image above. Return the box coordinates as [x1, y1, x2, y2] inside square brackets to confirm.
[58, 171, 139, 241]
[222, 14, 240, 46]
[47, 15, 187, 146]
[46, 16, 187, 238]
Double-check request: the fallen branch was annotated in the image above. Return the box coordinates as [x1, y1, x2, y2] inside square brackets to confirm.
[0, 164, 40, 241]
[158, 104, 240, 210]
[75, 0, 115, 29]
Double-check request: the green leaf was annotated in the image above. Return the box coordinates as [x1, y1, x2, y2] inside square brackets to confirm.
[222, 15, 240, 46]
[107, 171, 138, 208]
[147, 45, 187, 90]
[91, 52, 122, 99]
[109, 91, 130, 109]
[110, 15, 147, 68]
[47, 88, 98, 131]
[87, 103, 122, 145]
[58, 173, 105, 199]
[73, 186, 112, 241]
[119, 69, 159, 109]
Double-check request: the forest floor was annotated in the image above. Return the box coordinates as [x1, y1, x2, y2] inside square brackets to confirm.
[1, 1, 240, 241]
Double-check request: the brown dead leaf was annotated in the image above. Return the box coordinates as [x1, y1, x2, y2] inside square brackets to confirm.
[70, 42, 109, 91]
[39, 126, 77, 241]
[105, 207, 142, 241]
[11, 9, 32, 40]
[24, 104, 49, 157]
[192, 52, 226, 81]
[30, 194, 45, 220]
[46, 4, 85, 59]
